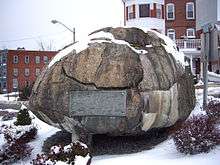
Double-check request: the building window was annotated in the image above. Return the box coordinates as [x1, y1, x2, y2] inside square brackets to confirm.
[13, 68, 18, 77]
[167, 29, 176, 41]
[139, 4, 150, 18]
[128, 5, 135, 19]
[43, 56, 49, 64]
[24, 55, 29, 64]
[24, 68, 30, 77]
[35, 56, 40, 64]
[2, 67, 6, 77]
[12, 78, 18, 89]
[186, 2, 195, 19]
[186, 28, 195, 38]
[156, 4, 162, 19]
[13, 55, 19, 64]
[35, 68, 40, 76]
[3, 81, 7, 89]
[1, 55, 7, 64]
[166, 3, 175, 20]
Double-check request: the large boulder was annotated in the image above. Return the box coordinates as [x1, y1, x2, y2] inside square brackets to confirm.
[30, 27, 195, 142]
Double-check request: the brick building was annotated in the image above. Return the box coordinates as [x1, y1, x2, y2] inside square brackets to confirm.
[165, 0, 201, 75]
[0, 49, 57, 93]
[123, 0, 201, 75]
[165, 0, 197, 39]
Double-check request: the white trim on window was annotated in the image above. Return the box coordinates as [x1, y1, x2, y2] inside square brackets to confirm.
[128, 5, 135, 19]
[35, 56, 40, 64]
[186, 2, 195, 19]
[13, 55, 19, 64]
[24, 68, 30, 77]
[12, 78, 18, 89]
[43, 56, 49, 64]
[186, 28, 195, 38]
[167, 29, 176, 41]
[35, 68, 41, 76]
[166, 3, 175, 20]
[24, 55, 29, 64]
[156, 4, 162, 19]
[13, 68, 18, 77]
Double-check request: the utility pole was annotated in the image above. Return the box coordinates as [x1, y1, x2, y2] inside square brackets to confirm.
[202, 23, 213, 108]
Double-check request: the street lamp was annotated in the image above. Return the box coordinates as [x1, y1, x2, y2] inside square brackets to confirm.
[201, 23, 213, 107]
[51, 19, 75, 44]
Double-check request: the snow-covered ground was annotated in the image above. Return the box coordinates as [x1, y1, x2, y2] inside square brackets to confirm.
[92, 89, 220, 165]
[0, 92, 19, 101]
[92, 140, 220, 165]
[0, 87, 220, 165]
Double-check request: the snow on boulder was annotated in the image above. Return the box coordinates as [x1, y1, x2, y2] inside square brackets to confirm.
[30, 27, 195, 143]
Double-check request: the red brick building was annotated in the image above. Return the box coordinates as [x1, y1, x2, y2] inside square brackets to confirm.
[165, 0, 198, 39]
[123, 0, 201, 75]
[0, 49, 57, 93]
[165, 0, 201, 74]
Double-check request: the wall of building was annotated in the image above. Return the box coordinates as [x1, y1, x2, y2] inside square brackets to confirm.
[124, 0, 165, 33]
[0, 50, 8, 93]
[218, 0, 220, 21]
[6, 50, 57, 93]
[165, 0, 197, 39]
[196, 0, 217, 30]
[126, 17, 165, 33]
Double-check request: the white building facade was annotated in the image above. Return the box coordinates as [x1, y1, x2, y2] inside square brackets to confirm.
[122, 0, 165, 34]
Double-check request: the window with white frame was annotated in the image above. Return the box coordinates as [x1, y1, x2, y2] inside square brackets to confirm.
[13, 55, 19, 64]
[43, 56, 49, 64]
[24, 68, 30, 77]
[35, 68, 40, 76]
[186, 2, 194, 19]
[3, 82, 7, 89]
[128, 5, 135, 19]
[166, 3, 175, 20]
[0, 55, 6, 64]
[13, 68, 18, 77]
[2, 55, 6, 63]
[24, 55, 29, 64]
[12, 78, 18, 89]
[186, 28, 195, 38]
[35, 56, 40, 64]
[156, 4, 162, 19]
[139, 4, 150, 18]
[167, 29, 176, 41]
[2, 67, 6, 77]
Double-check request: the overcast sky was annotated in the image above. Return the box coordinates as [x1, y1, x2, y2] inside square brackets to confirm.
[0, 0, 124, 50]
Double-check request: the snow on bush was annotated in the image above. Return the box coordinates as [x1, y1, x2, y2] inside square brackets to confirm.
[0, 124, 37, 164]
[205, 100, 220, 123]
[14, 105, 32, 126]
[32, 141, 91, 165]
[1, 111, 17, 121]
[173, 115, 220, 155]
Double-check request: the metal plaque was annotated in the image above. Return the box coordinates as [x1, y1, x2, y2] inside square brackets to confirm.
[69, 90, 127, 117]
